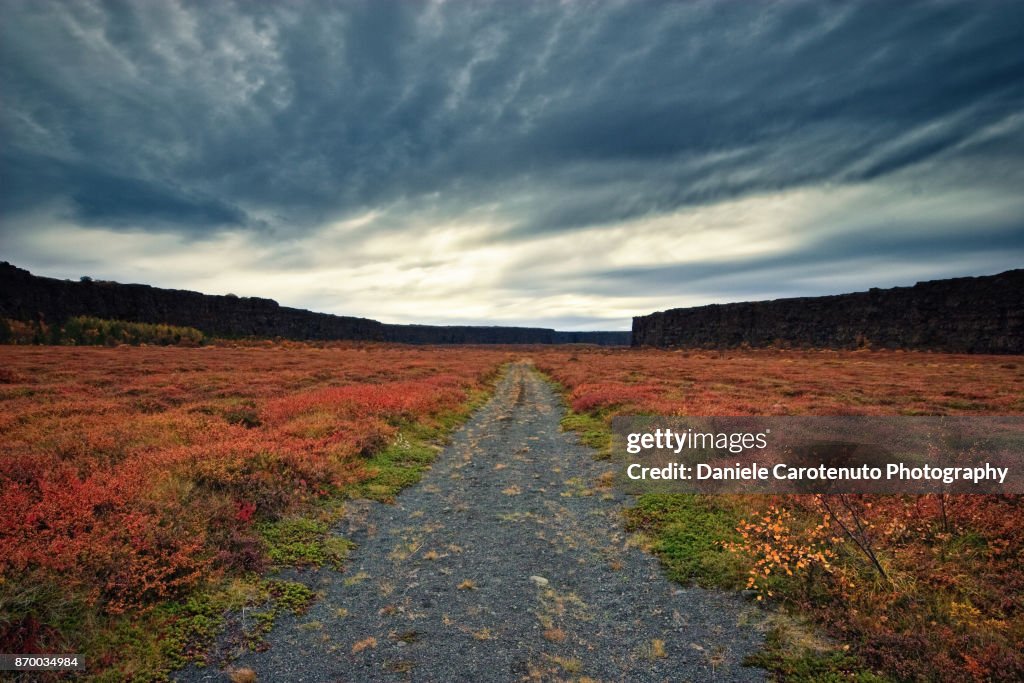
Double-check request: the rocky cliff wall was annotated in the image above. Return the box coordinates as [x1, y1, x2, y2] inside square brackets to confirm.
[381, 325, 630, 345]
[632, 270, 1023, 354]
[0, 262, 630, 345]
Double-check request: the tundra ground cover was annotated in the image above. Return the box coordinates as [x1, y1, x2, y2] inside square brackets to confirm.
[533, 347, 1024, 682]
[0, 343, 508, 679]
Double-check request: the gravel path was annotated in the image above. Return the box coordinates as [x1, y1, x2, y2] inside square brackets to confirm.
[178, 363, 765, 682]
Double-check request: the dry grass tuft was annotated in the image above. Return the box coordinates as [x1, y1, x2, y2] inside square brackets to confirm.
[546, 654, 582, 673]
[543, 627, 567, 643]
[228, 668, 257, 683]
[351, 636, 378, 654]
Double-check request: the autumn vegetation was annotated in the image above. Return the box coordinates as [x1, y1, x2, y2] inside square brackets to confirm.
[0, 343, 509, 679]
[533, 347, 1024, 682]
[2, 339, 1021, 681]
[1, 316, 206, 347]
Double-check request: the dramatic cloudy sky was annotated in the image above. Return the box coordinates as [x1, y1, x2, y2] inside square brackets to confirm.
[2, 0, 1022, 329]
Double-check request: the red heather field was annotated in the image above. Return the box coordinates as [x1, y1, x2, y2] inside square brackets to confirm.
[0, 343, 509, 662]
[531, 347, 1024, 416]
[533, 347, 1024, 681]
[2, 343, 1023, 680]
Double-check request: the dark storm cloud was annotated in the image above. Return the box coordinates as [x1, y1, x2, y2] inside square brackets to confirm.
[1, 150, 246, 228]
[2, 0, 1023, 239]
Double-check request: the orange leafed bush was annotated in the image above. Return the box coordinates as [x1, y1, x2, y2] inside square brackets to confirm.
[725, 503, 835, 598]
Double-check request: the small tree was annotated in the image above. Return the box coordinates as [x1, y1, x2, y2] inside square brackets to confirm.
[815, 494, 888, 580]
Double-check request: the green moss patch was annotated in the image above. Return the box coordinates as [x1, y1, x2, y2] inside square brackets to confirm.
[559, 411, 612, 456]
[257, 518, 353, 569]
[624, 493, 748, 589]
[744, 626, 890, 683]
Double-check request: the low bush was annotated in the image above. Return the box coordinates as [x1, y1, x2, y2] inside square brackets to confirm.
[537, 347, 1024, 682]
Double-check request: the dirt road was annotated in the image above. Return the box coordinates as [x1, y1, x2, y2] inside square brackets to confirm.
[179, 363, 764, 682]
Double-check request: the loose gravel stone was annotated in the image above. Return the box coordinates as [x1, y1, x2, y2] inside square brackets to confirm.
[176, 363, 765, 682]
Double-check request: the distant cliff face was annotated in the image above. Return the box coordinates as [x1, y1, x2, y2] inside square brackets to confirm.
[0, 263, 629, 345]
[0, 262, 388, 341]
[632, 270, 1023, 354]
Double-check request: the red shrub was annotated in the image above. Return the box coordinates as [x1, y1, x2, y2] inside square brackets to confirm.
[0, 343, 508, 639]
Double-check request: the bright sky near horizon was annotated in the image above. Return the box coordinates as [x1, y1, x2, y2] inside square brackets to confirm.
[2, 1, 1022, 330]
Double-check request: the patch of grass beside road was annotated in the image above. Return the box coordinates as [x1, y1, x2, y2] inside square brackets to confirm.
[623, 493, 747, 589]
[355, 375, 504, 502]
